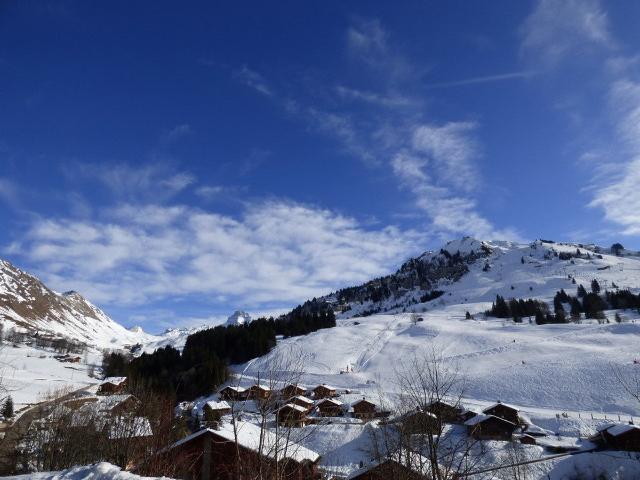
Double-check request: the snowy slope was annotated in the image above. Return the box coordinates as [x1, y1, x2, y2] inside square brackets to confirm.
[327, 238, 640, 318]
[0, 259, 157, 349]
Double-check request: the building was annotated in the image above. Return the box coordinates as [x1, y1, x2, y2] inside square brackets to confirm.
[281, 384, 306, 399]
[249, 384, 272, 400]
[352, 399, 377, 421]
[519, 434, 537, 445]
[465, 414, 518, 441]
[219, 386, 248, 401]
[396, 410, 439, 435]
[482, 402, 520, 425]
[313, 384, 337, 399]
[591, 423, 640, 452]
[277, 403, 309, 428]
[346, 455, 430, 480]
[316, 398, 343, 417]
[98, 377, 128, 395]
[203, 400, 232, 422]
[287, 395, 314, 411]
[166, 420, 321, 480]
[425, 400, 463, 423]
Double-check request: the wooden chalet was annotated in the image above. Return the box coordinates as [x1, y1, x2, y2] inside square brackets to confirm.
[482, 402, 520, 425]
[281, 384, 306, 399]
[98, 376, 128, 395]
[591, 423, 640, 452]
[397, 410, 439, 435]
[316, 398, 343, 417]
[465, 414, 518, 441]
[165, 421, 321, 480]
[352, 399, 377, 421]
[287, 395, 314, 411]
[219, 386, 248, 401]
[346, 456, 429, 480]
[425, 400, 463, 423]
[203, 400, 232, 422]
[249, 384, 272, 400]
[313, 384, 337, 399]
[277, 403, 309, 428]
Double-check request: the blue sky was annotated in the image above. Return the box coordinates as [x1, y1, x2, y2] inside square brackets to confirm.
[1, 0, 640, 332]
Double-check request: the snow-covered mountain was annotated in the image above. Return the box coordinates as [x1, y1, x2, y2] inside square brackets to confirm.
[225, 310, 252, 326]
[323, 237, 640, 318]
[0, 259, 156, 349]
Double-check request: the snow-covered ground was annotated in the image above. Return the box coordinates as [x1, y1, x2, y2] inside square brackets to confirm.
[3, 462, 174, 479]
[0, 343, 100, 408]
[241, 309, 640, 416]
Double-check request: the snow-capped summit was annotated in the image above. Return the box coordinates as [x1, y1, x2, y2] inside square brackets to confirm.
[226, 310, 252, 326]
[0, 258, 157, 349]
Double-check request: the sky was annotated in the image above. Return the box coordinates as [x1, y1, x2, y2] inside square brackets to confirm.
[1, 0, 640, 332]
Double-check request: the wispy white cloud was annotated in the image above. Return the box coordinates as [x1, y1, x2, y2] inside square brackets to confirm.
[412, 122, 480, 192]
[66, 163, 195, 202]
[8, 196, 422, 307]
[336, 85, 411, 108]
[162, 124, 193, 143]
[424, 71, 536, 89]
[520, 0, 614, 66]
[0, 178, 19, 206]
[233, 65, 273, 97]
[520, 0, 640, 236]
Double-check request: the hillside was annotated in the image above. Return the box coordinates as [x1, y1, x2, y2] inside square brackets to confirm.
[0, 259, 155, 349]
[323, 237, 640, 318]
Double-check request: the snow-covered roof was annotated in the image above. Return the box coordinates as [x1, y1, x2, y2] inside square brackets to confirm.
[464, 414, 515, 427]
[483, 402, 519, 413]
[171, 421, 320, 463]
[252, 384, 271, 391]
[101, 376, 127, 386]
[288, 395, 313, 404]
[108, 416, 153, 439]
[352, 398, 376, 407]
[345, 452, 431, 480]
[221, 385, 246, 393]
[314, 384, 336, 391]
[279, 403, 308, 413]
[606, 423, 640, 437]
[317, 398, 342, 407]
[205, 400, 231, 411]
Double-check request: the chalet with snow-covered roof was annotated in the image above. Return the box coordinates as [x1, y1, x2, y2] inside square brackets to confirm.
[98, 376, 128, 395]
[352, 398, 377, 421]
[313, 384, 337, 399]
[249, 384, 272, 400]
[346, 455, 430, 480]
[482, 402, 520, 425]
[425, 400, 463, 423]
[395, 410, 439, 435]
[316, 398, 343, 417]
[281, 384, 306, 398]
[287, 395, 314, 411]
[591, 423, 640, 452]
[219, 385, 248, 401]
[203, 400, 232, 422]
[465, 414, 518, 441]
[166, 421, 321, 480]
[277, 403, 309, 428]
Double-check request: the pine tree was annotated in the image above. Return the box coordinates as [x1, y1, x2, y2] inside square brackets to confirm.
[577, 284, 587, 297]
[2, 396, 13, 419]
[591, 279, 601, 294]
[570, 298, 582, 321]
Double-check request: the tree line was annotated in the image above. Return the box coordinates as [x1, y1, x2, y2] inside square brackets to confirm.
[486, 281, 640, 325]
[103, 308, 336, 400]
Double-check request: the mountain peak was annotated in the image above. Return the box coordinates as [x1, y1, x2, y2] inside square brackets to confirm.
[226, 310, 252, 326]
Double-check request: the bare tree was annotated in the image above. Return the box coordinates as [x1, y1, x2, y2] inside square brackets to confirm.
[369, 348, 490, 480]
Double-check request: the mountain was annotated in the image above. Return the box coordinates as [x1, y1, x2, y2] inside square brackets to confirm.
[322, 237, 640, 318]
[0, 259, 155, 349]
[225, 310, 252, 326]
